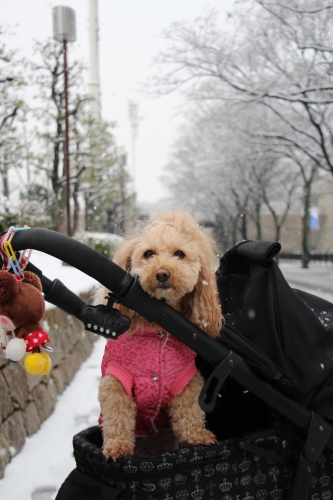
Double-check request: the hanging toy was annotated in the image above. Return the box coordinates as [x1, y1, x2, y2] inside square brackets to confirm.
[0, 270, 53, 375]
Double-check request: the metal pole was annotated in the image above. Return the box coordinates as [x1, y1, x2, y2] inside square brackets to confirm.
[63, 39, 71, 237]
[120, 154, 126, 234]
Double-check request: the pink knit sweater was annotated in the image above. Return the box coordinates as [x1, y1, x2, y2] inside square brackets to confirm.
[100, 326, 197, 435]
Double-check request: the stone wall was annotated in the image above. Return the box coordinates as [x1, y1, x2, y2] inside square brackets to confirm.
[0, 293, 97, 478]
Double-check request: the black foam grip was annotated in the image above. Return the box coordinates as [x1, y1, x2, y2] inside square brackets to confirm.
[44, 279, 86, 321]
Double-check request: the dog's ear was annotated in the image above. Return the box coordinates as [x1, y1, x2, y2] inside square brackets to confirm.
[113, 238, 140, 272]
[194, 260, 223, 338]
[182, 253, 223, 339]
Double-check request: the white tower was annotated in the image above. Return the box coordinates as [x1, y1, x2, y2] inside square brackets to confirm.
[88, 0, 101, 120]
[128, 100, 139, 194]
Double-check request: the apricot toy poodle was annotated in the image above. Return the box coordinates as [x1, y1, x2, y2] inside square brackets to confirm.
[97, 211, 223, 461]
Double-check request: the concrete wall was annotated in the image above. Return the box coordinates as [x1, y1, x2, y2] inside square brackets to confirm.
[0, 293, 97, 478]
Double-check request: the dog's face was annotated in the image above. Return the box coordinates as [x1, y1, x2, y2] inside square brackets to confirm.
[110, 212, 223, 337]
[130, 222, 202, 304]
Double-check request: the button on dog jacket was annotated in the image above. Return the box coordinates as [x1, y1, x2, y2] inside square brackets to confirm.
[100, 326, 197, 435]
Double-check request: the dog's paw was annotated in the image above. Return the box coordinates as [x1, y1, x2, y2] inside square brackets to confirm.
[185, 429, 217, 447]
[103, 442, 134, 462]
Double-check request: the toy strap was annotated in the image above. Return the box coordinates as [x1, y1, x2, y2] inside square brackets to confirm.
[0, 226, 32, 277]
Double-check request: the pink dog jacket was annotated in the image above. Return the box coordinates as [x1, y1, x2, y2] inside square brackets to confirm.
[100, 326, 197, 435]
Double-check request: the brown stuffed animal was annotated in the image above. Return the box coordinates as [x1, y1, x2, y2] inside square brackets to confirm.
[0, 270, 52, 375]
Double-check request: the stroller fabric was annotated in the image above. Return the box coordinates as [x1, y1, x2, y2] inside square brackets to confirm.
[56, 425, 298, 500]
[216, 240, 333, 418]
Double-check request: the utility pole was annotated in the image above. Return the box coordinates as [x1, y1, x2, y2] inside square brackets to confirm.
[128, 101, 138, 221]
[128, 101, 138, 192]
[88, 0, 101, 121]
[52, 6, 76, 236]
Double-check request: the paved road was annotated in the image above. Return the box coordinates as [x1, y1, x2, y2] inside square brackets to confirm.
[279, 261, 333, 303]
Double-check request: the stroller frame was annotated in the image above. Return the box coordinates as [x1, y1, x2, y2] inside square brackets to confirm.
[8, 227, 333, 499]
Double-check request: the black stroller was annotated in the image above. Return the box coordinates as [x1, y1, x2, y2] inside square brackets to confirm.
[7, 229, 333, 500]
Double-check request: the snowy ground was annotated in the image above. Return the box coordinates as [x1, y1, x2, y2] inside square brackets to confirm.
[0, 250, 105, 500]
[279, 260, 333, 303]
[28, 250, 100, 310]
[0, 338, 106, 500]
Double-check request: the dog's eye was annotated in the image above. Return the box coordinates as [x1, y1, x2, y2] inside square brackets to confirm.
[174, 250, 185, 259]
[143, 250, 154, 259]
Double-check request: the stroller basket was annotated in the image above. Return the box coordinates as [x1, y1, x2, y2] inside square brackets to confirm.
[7, 228, 333, 500]
[58, 424, 299, 500]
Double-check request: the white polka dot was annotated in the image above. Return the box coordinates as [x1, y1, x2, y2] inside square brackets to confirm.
[25, 340, 28, 344]
[33, 339, 38, 343]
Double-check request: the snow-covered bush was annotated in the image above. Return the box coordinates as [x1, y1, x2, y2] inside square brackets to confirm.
[74, 231, 124, 260]
[0, 196, 19, 232]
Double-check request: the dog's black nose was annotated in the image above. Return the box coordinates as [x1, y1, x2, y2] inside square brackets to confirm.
[156, 269, 170, 283]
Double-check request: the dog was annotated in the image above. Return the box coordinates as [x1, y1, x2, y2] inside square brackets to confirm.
[97, 211, 223, 461]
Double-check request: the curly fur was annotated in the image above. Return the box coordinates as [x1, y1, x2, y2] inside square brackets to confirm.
[98, 211, 223, 461]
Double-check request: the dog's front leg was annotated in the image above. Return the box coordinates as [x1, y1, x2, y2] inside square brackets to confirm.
[99, 375, 136, 461]
[169, 371, 216, 446]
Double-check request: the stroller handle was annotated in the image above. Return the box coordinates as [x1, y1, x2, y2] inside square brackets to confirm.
[10, 228, 333, 452]
[11, 228, 227, 365]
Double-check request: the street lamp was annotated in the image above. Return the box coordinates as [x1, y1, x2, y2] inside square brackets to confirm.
[52, 6, 76, 236]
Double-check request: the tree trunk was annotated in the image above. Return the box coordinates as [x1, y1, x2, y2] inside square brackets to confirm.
[51, 121, 63, 233]
[240, 213, 247, 241]
[84, 193, 89, 231]
[301, 182, 311, 269]
[232, 218, 238, 246]
[271, 212, 281, 243]
[2, 168, 9, 199]
[72, 183, 80, 235]
[254, 202, 262, 240]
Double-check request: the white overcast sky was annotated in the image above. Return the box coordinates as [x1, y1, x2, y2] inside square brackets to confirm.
[1, 0, 235, 205]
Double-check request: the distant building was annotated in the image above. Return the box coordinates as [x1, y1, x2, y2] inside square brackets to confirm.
[247, 178, 333, 252]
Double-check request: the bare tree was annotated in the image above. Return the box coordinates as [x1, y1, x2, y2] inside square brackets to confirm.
[0, 31, 27, 229]
[162, 105, 301, 250]
[150, 1, 333, 265]
[30, 39, 90, 233]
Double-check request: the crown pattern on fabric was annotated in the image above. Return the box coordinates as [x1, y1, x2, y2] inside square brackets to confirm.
[157, 458, 172, 471]
[219, 478, 233, 492]
[320, 475, 330, 487]
[321, 491, 333, 500]
[239, 459, 251, 472]
[219, 446, 231, 459]
[190, 452, 203, 464]
[254, 470, 267, 485]
[270, 485, 283, 499]
[123, 460, 137, 473]
[191, 485, 204, 499]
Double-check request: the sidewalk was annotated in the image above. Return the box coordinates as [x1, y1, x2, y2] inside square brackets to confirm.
[0, 336, 106, 500]
[0, 250, 102, 500]
[279, 261, 333, 303]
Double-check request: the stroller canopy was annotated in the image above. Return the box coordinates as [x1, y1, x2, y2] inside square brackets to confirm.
[217, 240, 333, 418]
